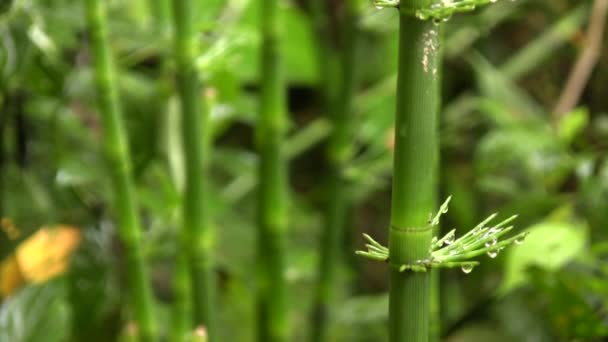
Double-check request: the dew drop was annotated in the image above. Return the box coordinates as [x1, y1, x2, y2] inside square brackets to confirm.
[514, 235, 526, 245]
[444, 234, 454, 245]
[487, 250, 498, 258]
[416, 12, 429, 20]
[461, 264, 474, 274]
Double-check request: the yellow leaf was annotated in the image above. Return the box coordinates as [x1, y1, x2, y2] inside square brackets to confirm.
[0, 256, 25, 298]
[15, 225, 82, 284]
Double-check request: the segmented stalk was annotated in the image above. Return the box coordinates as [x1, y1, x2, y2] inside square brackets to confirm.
[84, 0, 157, 340]
[257, 0, 289, 340]
[170, 0, 217, 340]
[311, 1, 359, 341]
[309, 0, 338, 106]
[389, 1, 440, 341]
[430, 24, 446, 342]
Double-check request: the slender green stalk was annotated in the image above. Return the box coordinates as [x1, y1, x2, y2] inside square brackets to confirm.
[171, 251, 192, 341]
[256, 0, 289, 341]
[429, 24, 446, 342]
[389, 1, 440, 341]
[84, 1, 157, 340]
[429, 188, 440, 342]
[311, 1, 359, 341]
[309, 0, 338, 107]
[170, 1, 217, 340]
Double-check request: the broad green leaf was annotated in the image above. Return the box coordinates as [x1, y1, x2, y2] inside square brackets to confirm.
[557, 107, 589, 144]
[528, 268, 608, 338]
[500, 217, 588, 294]
[469, 52, 543, 121]
[0, 281, 71, 342]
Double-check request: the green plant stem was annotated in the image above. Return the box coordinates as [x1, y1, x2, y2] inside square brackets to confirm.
[84, 0, 157, 340]
[430, 24, 446, 342]
[389, 3, 440, 342]
[171, 251, 192, 341]
[257, 0, 289, 341]
[309, 0, 338, 106]
[170, 0, 217, 340]
[311, 1, 359, 341]
[429, 205, 440, 342]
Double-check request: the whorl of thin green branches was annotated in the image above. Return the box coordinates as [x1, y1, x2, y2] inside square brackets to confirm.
[358, 197, 528, 273]
[373, 0, 515, 21]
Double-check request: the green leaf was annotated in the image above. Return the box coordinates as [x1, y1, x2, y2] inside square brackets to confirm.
[0, 0, 14, 16]
[500, 215, 589, 294]
[469, 53, 544, 121]
[528, 268, 608, 338]
[557, 107, 589, 144]
[335, 293, 388, 324]
[0, 281, 71, 342]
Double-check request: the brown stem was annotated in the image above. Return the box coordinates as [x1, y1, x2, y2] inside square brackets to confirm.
[553, 0, 608, 118]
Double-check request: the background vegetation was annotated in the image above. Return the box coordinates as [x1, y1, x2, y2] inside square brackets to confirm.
[1, 0, 608, 341]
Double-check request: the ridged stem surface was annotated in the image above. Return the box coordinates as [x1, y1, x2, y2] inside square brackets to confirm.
[170, 0, 217, 340]
[389, 4, 439, 342]
[84, 1, 157, 340]
[430, 24, 445, 342]
[257, 0, 289, 341]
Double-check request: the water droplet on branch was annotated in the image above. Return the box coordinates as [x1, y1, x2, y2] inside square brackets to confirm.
[461, 264, 474, 274]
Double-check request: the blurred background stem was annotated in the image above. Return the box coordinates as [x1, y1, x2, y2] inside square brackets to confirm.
[310, 0, 359, 341]
[170, 0, 217, 340]
[256, 0, 289, 340]
[553, 0, 608, 118]
[84, 0, 157, 340]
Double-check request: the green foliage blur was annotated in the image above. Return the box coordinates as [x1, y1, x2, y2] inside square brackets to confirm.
[1, 0, 608, 341]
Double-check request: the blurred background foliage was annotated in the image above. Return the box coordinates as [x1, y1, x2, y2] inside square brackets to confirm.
[1, 0, 608, 341]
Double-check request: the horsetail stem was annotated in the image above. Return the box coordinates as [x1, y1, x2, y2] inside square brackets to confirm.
[311, 0, 360, 341]
[170, 0, 217, 339]
[256, 0, 289, 340]
[84, 0, 157, 340]
[389, 0, 440, 340]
